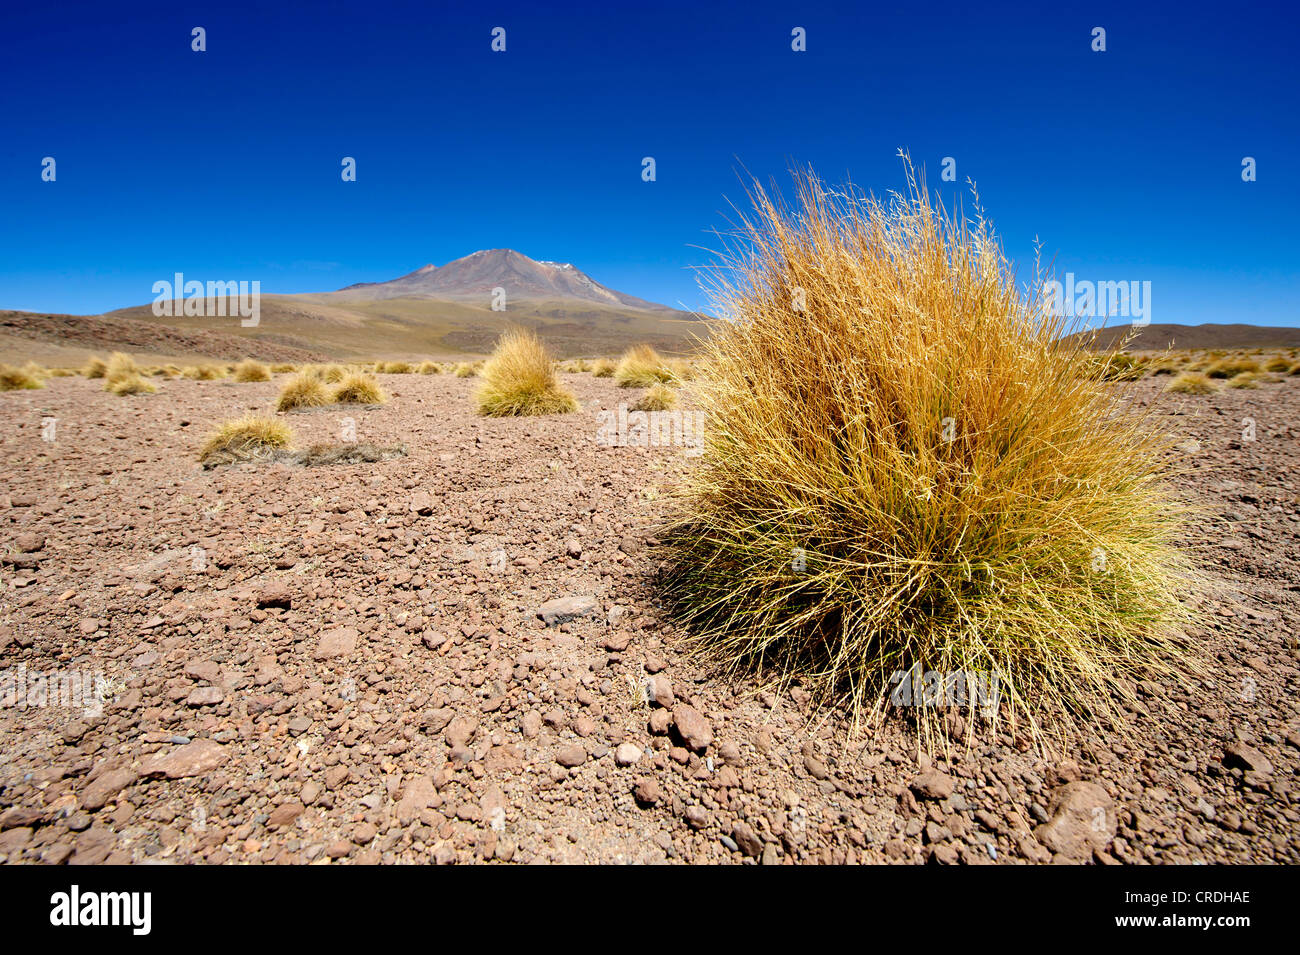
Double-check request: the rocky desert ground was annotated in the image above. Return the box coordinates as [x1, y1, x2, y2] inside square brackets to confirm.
[0, 368, 1296, 865]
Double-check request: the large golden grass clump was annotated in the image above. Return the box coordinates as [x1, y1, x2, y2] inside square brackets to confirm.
[474, 328, 579, 417]
[662, 166, 1194, 749]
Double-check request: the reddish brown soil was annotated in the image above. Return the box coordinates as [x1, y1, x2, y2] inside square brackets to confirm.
[0, 372, 1296, 864]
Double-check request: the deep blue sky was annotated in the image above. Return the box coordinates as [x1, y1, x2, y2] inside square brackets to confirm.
[1, 0, 1296, 325]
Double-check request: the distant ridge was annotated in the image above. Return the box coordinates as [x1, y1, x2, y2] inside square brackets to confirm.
[1070, 323, 1300, 351]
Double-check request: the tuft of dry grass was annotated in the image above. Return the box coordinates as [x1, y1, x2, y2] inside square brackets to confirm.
[453, 362, 477, 378]
[1225, 371, 1264, 389]
[631, 383, 678, 411]
[332, 372, 388, 405]
[1206, 358, 1259, 379]
[379, 360, 414, 374]
[270, 362, 297, 374]
[101, 352, 155, 394]
[1263, 356, 1291, 373]
[0, 364, 44, 391]
[590, 358, 616, 377]
[276, 372, 331, 411]
[105, 373, 157, 396]
[82, 357, 108, 379]
[473, 328, 579, 417]
[198, 415, 292, 466]
[181, 364, 226, 380]
[660, 162, 1195, 752]
[614, 344, 674, 388]
[418, 360, 442, 375]
[233, 359, 272, 382]
[105, 352, 138, 381]
[1165, 372, 1214, 395]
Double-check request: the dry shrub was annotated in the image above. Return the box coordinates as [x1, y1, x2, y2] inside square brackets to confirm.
[1206, 358, 1259, 379]
[233, 359, 272, 382]
[276, 372, 331, 411]
[270, 363, 297, 374]
[632, 383, 678, 411]
[82, 357, 108, 379]
[660, 162, 1195, 751]
[418, 361, 442, 375]
[474, 328, 579, 417]
[105, 352, 138, 381]
[0, 364, 43, 391]
[1165, 372, 1214, 395]
[198, 415, 292, 466]
[1263, 356, 1291, 373]
[614, 344, 674, 388]
[182, 364, 226, 380]
[590, 359, 616, 378]
[105, 373, 157, 396]
[453, 362, 477, 378]
[332, 372, 387, 405]
[380, 361, 414, 374]
[1226, 372, 1264, 389]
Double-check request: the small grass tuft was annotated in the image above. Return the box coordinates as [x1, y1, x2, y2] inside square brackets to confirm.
[105, 373, 157, 396]
[631, 383, 678, 411]
[332, 372, 388, 405]
[233, 359, 272, 382]
[198, 414, 292, 466]
[276, 372, 331, 411]
[614, 344, 674, 388]
[1165, 372, 1215, 394]
[0, 364, 44, 391]
[82, 357, 108, 379]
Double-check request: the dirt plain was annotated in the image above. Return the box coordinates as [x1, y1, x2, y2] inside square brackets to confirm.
[0, 369, 1296, 865]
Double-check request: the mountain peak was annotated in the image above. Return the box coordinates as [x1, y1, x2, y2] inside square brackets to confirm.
[332, 249, 674, 312]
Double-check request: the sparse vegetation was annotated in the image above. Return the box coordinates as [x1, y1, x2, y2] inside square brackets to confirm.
[631, 383, 677, 411]
[270, 363, 297, 374]
[1166, 372, 1215, 394]
[379, 361, 414, 374]
[453, 362, 477, 378]
[181, 364, 226, 380]
[276, 372, 331, 411]
[105, 373, 157, 396]
[198, 415, 292, 466]
[590, 359, 616, 378]
[233, 359, 272, 382]
[1264, 356, 1291, 373]
[1226, 371, 1264, 389]
[332, 372, 388, 405]
[0, 364, 44, 391]
[1206, 358, 1259, 379]
[82, 357, 108, 379]
[474, 328, 579, 417]
[418, 361, 441, 375]
[614, 344, 674, 388]
[661, 165, 1194, 750]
